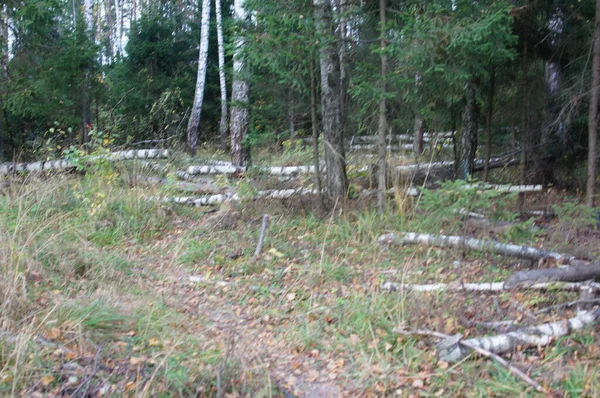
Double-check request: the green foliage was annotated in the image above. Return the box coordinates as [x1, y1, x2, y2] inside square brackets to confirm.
[416, 179, 516, 233]
[552, 201, 598, 231]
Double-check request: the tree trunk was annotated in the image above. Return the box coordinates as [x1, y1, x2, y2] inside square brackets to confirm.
[377, 0, 387, 212]
[288, 91, 296, 140]
[413, 113, 425, 156]
[519, 41, 529, 211]
[483, 65, 495, 182]
[0, 4, 7, 161]
[186, 0, 212, 155]
[457, 80, 478, 179]
[310, 55, 323, 210]
[587, 0, 600, 208]
[336, 0, 347, 137]
[230, 0, 250, 167]
[314, 0, 347, 198]
[216, 0, 228, 151]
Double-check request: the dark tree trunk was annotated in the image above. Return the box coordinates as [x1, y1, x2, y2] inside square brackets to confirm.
[457, 81, 478, 179]
[519, 41, 529, 211]
[587, 0, 600, 208]
[483, 65, 495, 182]
[413, 113, 425, 156]
[314, 0, 347, 198]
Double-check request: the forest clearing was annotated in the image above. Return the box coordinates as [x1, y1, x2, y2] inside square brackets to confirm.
[2, 0, 600, 396]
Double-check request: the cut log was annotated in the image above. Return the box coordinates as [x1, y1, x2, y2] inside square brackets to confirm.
[132, 175, 224, 194]
[428, 308, 600, 362]
[505, 262, 600, 288]
[379, 232, 577, 263]
[393, 154, 518, 179]
[0, 150, 170, 175]
[381, 280, 600, 293]
[159, 188, 318, 206]
[186, 164, 320, 176]
[138, 161, 197, 181]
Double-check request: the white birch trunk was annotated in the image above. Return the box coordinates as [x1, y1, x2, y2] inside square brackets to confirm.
[379, 232, 577, 263]
[230, 0, 250, 167]
[0, 150, 169, 175]
[186, 164, 320, 176]
[159, 188, 318, 206]
[434, 309, 600, 362]
[215, 0, 228, 151]
[381, 281, 600, 293]
[186, 0, 212, 154]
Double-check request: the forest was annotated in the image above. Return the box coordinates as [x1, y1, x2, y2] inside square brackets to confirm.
[1, 0, 600, 396]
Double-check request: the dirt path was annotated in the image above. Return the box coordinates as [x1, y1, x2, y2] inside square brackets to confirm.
[143, 221, 354, 397]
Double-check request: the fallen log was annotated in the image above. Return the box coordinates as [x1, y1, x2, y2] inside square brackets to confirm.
[381, 280, 600, 293]
[505, 262, 600, 288]
[418, 308, 600, 362]
[186, 164, 320, 176]
[393, 154, 518, 179]
[138, 161, 197, 181]
[351, 133, 453, 144]
[462, 183, 543, 193]
[159, 188, 318, 206]
[132, 175, 224, 194]
[394, 328, 548, 393]
[378, 232, 577, 263]
[0, 149, 170, 175]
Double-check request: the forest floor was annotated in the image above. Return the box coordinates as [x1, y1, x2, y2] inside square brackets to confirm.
[1, 150, 600, 397]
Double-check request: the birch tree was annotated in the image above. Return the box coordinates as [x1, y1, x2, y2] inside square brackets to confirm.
[377, 0, 387, 211]
[186, 0, 212, 155]
[230, 0, 250, 167]
[215, 0, 228, 151]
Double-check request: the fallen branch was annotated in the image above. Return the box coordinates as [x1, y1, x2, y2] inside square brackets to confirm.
[0, 149, 170, 175]
[188, 276, 235, 287]
[394, 328, 548, 393]
[253, 214, 270, 260]
[379, 232, 578, 263]
[381, 281, 600, 293]
[534, 298, 600, 315]
[409, 308, 600, 363]
[132, 175, 224, 194]
[393, 154, 518, 178]
[505, 262, 600, 288]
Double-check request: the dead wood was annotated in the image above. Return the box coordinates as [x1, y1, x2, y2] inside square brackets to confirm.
[381, 280, 600, 293]
[394, 328, 549, 393]
[132, 175, 224, 194]
[252, 214, 270, 260]
[0, 149, 170, 175]
[505, 262, 600, 288]
[379, 232, 577, 263]
[408, 308, 600, 363]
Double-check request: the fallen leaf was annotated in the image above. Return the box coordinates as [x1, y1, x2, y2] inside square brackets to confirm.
[412, 379, 424, 388]
[41, 375, 55, 386]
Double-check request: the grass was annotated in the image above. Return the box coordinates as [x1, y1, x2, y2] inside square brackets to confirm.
[0, 159, 599, 396]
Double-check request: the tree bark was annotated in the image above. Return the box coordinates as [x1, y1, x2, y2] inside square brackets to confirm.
[310, 55, 323, 210]
[379, 232, 577, 263]
[230, 0, 250, 167]
[435, 308, 600, 362]
[483, 65, 495, 182]
[413, 113, 425, 156]
[382, 281, 600, 293]
[314, 0, 347, 198]
[377, 0, 387, 212]
[457, 80, 478, 179]
[186, 0, 212, 155]
[519, 40, 529, 211]
[0, 149, 170, 175]
[587, 0, 600, 208]
[215, 0, 229, 151]
[505, 262, 600, 288]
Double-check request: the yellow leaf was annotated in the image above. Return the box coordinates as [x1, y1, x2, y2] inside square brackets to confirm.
[41, 375, 55, 386]
[267, 248, 285, 258]
[125, 381, 136, 391]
